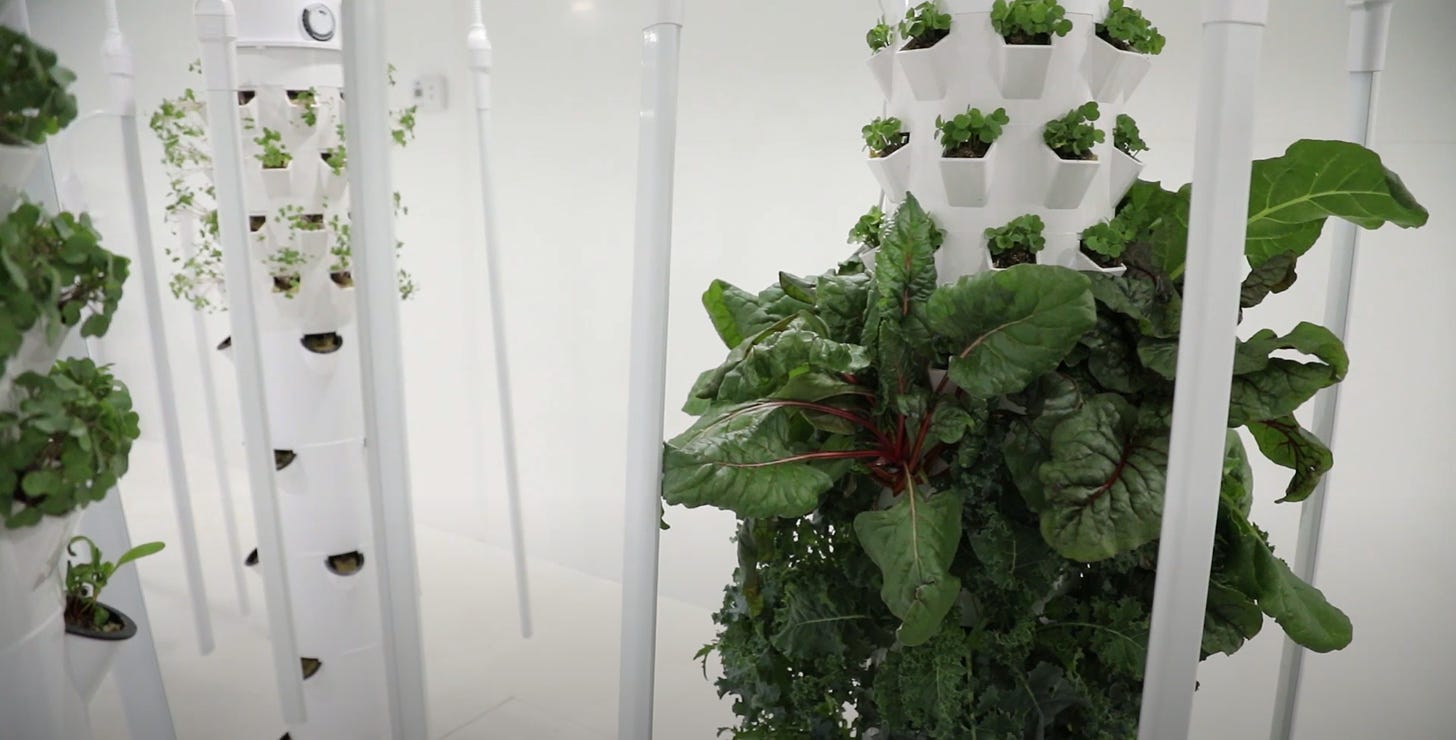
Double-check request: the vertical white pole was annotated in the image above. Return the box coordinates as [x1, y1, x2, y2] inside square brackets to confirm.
[339, 2, 430, 737]
[618, 1, 684, 738]
[192, 0, 306, 723]
[1269, 3, 1394, 738]
[101, 0, 215, 655]
[466, 0, 533, 639]
[1137, 2, 1268, 739]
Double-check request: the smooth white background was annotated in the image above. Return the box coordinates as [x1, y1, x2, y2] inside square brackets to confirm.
[24, 0, 1456, 737]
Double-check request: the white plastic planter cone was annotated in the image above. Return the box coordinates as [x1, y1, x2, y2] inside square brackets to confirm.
[896, 37, 952, 101]
[1044, 147, 1099, 209]
[867, 48, 895, 99]
[1108, 147, 1144, 203]
[0, 512, 79, 740]
[64, 608, 136, 701]
[992, 39, 1054, 99]
[939, 145, 996, 207]
[1082, 36, 1151, 103]
[867, 143, 913, 203]
[0, 143, 41, 212]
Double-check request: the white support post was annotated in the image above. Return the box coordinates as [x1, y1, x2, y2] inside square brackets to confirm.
[102, 0, 215, 655]
[466, 0, 533, 639]
[1269, 3, 1394, 738]
[1138, 2, 1268, 739]
[618, 1, 684, 738]
[339, 2, 430, 737]
[192, 0, 306, 723]
[189, 302, 251, 616]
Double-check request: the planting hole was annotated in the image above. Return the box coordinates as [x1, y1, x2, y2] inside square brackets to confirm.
[301, 332, 343, 354]
[301, 657, 322, 680]
[244, 548, 259, 567]
[237, 90, 256, 106]
[249, 215, 266, 232]
[285, 89, 309, 104]
[217, 336, 232, 352]
[274, 449, 297, 471]
[302, 213, 324, 227]
[330, 271, 354, 288]
[325, 551, 365, 577]
[273, 274, 300, 296]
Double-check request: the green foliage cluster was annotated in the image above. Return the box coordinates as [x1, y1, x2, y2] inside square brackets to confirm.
[1079, 218, 1134, 266]
[64, 536, 164, 629]
[1044, 101, 1104, 160]
[866, 19, 895, 53]
[984, 213, 1046, 262]
[0, 204, 129, 377]
[1098, 0, 1166, 55]
[254, 127, 292, 169]
[935, 106, 1009, 158]
[1114, 113, 1147, 158]
[899, 2, 953, 50]
[847, 206, 885, 252]
[992, 0, 1073, 44]
[0, 27, 77, 146]
[1, 359, 141, 529]
[288, 87, 319, 128]
[862, 116, 908, 158]
[667, 139, 1429, 738]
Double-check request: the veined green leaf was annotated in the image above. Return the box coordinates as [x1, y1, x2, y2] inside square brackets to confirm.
[854, 485, 963, 646]
[701, 280, 812, 350]
[865, 194, 941, 407]
[1240, 253, 1298, 309]
[1228, 322, 1347, 426]
[713, 330, 870, 404]
[816, 272, 871, 344]
[1221, 430, 1254, 518]
[1247, 415, 1332, 503]
[1203, 582, 1263, 657]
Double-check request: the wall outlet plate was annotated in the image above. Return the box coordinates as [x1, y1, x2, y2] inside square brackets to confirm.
[411, 74, 448, 113]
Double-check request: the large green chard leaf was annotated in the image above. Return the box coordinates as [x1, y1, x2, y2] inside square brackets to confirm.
[1203, 582, 1264, 657]
[701, 279, 812, 349]
[927, 265, 1096, 399]
[1221, 430, 1254, 518]
[1088, 271, 1182, 339]
[816, 272, 872, 344]
[713, 329, 870, 404]
[1240, 253, 1298, 309]
[1039, 395, 1169, 562]
[1220, 506, 1352, 652]
[662, 402, 851, 518]
[854, 486, 963, 646]
[1247, 415, 1333, 503]
[1245, 139, 1429, 266]
[1228, 322, 1347, 426]
[864, 195, 941, 406]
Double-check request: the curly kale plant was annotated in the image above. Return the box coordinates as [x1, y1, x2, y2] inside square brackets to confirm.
[1044, 101, 1104, 160]
[992, 0, 1073, 45]
[0, 27, 78, 146]
[899, 2, 953, 51]
[1098, 0, 1166, 55]
[866, 19, 895, 53]
[1, 359, 141, 529]
[666, 139, 1427, 738]
[1114, 113, 1148, 158]
[985, 213, 1045, 267]
[862, 116, 909, 158]
[936, 106, 1008, 158]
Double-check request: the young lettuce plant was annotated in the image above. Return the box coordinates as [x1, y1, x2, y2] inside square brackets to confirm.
[847, 205, 885, 252]
[64, 536, 164, 631]
[1098, 0, 1166, 55]
[0, 28, 78, 146]
[1044, 101, 1104, 160]
[898, 2, 952, 50]
[254, 127, 292, 169]
[1114, 112, 1148, 159]
[1079, 218, 1132, 268]
[866, 19, 895, 54]
[670, 139, 1428, 738]
[991, 0, 1073, 45]
[935, 106, 1009, 158]
[862, 116, 909, 158]
[984, 213, 1045, 267]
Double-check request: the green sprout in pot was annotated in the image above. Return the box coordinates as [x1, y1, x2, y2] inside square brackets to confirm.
[1114, 113, 1148, 159]
[862, 116, 909, 158]
[867, 19, 895, 54]
[1043, 101, 1104, 160]
[0, 27, 79, 146]
[254, 127, 292, 169]
[265, 247, 310, 298]
[985, 213, 1046, 268]
[991, 0, 1073, 45]
[64, 536, 164, 633]
[936, 106, 1009, 158]
[1098, 0, 1165, 55]
[848, 205, 885, 251]
[1079, 218, 1133, 268]
[898, 2, 952, 51]
[286, 87, 319, 128]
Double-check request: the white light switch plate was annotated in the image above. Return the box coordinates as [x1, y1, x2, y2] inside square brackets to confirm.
[411, 74, 448, 113]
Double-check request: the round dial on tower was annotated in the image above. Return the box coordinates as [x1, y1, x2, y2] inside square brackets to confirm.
[301, 4, 336, 42]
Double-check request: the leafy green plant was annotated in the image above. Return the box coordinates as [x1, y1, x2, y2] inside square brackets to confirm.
[254, 127, 292, 169]
[862, 117, 908, 158]
[898, 2, 952, 51]
[991, 0, 1073, 45]
[668, 139, 1427, 737]
[1, 359, 141, 530]
[866, 19, 895, 53]
[1114, 113, 1148, 158]
[935, 106, 1009, 158]
[847, 206, 885, 251]
[984, 213, 1045, 267]
[287, 87, 319, 127]
[265, 247, 310, 298]
[1044, 101, 1104, 160]
[1098, 0, 1165, 55]
[0, 27, 78, 146]
[0, 204, 130, 377]
[64, 536, 164, 630]
[1079, 218, 1133, 267]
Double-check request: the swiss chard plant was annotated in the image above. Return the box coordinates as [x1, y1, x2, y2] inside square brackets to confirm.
[866, 19, 895, 54]
[1098, 0, 1166, 55]
[667, 138, 1427, 738]
[936, 106, 1009, 159]
[1044, 101, 1104, 160]
[862, 116, 909, 159]
[985, 213, 1045, 268]
[0, 27, 78, 146]
[64, 536, 164, 631]
[991, 0, 1073, 45]
[899, 2, 953, 51]
[1114, 112, 1148, 159]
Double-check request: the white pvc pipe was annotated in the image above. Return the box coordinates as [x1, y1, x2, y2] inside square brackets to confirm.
[618, 2, 684, 738]
[1138, 2, 1268, 738]
[192, 0, 306, 722]
[191, 307, 251, 615]
[466, 0, 533, 639]
[101, 0, 215, 655]
[339, 2, 430, 737]
[1269, 3, 1394, 738]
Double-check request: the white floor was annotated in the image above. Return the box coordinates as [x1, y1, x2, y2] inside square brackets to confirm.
[86, 442, 734, 739]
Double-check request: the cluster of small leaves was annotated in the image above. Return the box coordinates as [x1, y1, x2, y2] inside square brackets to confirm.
[866, 19, 896, 53]
[1114, 113, 1147, 158]
[671, 139, 1429, 738]
[1044, 101, 1104, 160]
[1098, 0, 1166, 55]
[0, 27, 78, 146]
[862, 116, 908, 158]
[288, 87, 319, 128]
[0, 204, 130, 378]
[984, 213, 1045, 260]
[64, 536, 163, 629]
[1079, 218, 1133, 266]
[1, 359, 141, 529]
[254, 127, 292, 169]
[898, 2, 953, 50]
[847, 205, 885, 252]
[936, 106, 1009, 158]
[991, 0, 1073, 44]
[279, 203, 325, 232]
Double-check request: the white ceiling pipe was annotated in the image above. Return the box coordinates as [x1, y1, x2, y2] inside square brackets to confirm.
[466, 0, 533, 639]
[339, 1, 430, 737]
[1269, 3, 1395, 738]
[618, 1, 684, 738]
[1138, 2, 1268, 739]
[192, 0, 306, 723]
[101, 0, 215, 655]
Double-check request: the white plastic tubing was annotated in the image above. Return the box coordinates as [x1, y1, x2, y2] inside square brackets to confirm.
[101, 0, 216, 655]
[1269, 3, 1395, 739]
[192, 0, 307, 723]
[466, 0, 533, 639]
[339, 1, 430, 737]
[618, 1, 684, 738]
[1137, 2, 1268, 739]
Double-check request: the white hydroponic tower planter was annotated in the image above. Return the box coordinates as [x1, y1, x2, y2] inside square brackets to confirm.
[870, 0, 1152, 280]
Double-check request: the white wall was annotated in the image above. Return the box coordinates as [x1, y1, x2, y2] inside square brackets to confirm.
[24, 0, 1456, 737]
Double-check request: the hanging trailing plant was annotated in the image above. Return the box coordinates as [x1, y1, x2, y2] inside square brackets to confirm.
[0, 27, 78, 146]
[668, 138, 1428, 737]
